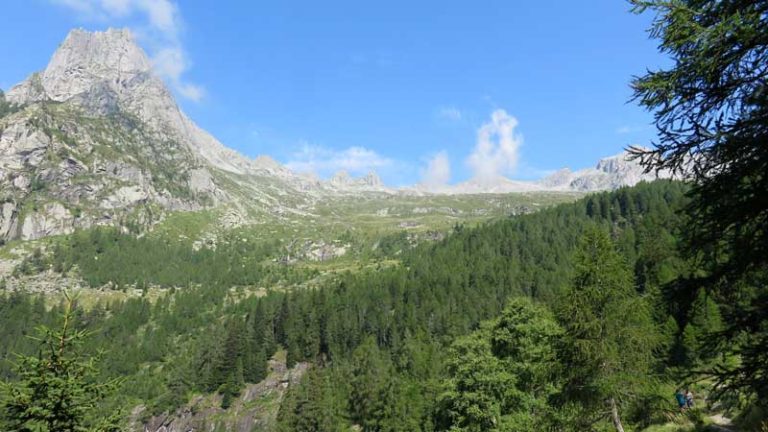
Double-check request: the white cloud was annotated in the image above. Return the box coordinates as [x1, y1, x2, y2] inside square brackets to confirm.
[50, 0, 204, 101]
[52, 0, 180, 36]
[286, 143, 393, 177]
[420, 151, 451, 187]
[466, 109, 523, 179]
[437, 106, 462, 121]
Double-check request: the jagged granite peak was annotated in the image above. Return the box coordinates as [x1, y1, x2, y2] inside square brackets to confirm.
[7, 28, 150, 105]
[0, 28, 237, 241]
[538, 168, 573, 188]
[452, 174, 546, 194]
[539, 150, 670, 191]
[0, 27, 404, 243]
[412, 151, 671, 195]
[8, 28, 256, 175]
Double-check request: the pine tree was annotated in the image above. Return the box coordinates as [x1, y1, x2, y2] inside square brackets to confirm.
[277, 368, 344, 432]
[349, 337, 389, 428]
[630, 0, 768, 398]
[558, 228, 659, 432]
[0, 293, 122, 432]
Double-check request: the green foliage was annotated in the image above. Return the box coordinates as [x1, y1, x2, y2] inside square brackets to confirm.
[0, 294, 122, 432]
[277, 368, 347, 432]
[680, 290, 724, 366]
[0, 90, 21, 119]
[557, 228, 659, 430]
[24, 227, 313, 288]
[435, 298, 563, 432]
[0, 181, 700, 429]
[631, 0, 768, 400]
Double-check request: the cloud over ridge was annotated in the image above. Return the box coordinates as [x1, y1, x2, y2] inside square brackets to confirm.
[466, 109, 522, 180]
[420, 151, 451, 187]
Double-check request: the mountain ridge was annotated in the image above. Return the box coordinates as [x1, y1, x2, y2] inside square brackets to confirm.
[0, 28, 668, 243]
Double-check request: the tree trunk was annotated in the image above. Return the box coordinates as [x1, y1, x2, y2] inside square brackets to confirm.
[609, 397, 625, 432]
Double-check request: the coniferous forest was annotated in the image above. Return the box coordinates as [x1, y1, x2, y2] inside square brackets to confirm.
[1, 0, 767, 431]
[2, 180, 763, 430]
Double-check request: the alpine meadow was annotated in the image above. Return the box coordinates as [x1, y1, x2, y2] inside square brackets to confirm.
[0, 1, 766, 431]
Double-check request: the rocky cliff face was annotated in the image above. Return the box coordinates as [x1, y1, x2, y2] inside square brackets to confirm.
[131, 355, 309, 432]
[7, 29, 253, 175]
[0, 29, 234, 241]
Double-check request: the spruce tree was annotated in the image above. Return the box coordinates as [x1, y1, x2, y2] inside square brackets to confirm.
[631, 0, 768, 398]
[0, 294, 122, 432]
[558, 228, 658, 432]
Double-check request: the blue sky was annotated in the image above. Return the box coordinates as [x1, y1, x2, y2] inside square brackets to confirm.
[0, 1, 666, 186]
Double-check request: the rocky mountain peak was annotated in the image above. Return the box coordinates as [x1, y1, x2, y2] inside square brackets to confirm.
[539, 168, 573, 188]
[327, 170, 386, 190]
[9, 28, 262, 174]
[595, 153, 631, 174]
[539, 150, 668, 191]
[7, 28, 151, 105]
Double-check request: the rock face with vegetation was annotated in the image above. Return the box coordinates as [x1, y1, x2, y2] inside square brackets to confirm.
[134, 354, 308, 432]
[0, 29, 669, 244]
[0, 29, 226, 241]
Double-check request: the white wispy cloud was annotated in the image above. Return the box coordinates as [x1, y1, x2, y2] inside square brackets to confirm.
[436, 106, 462, 121]
[50, 0, 204, 102]
[466, 109, 523, 180]
[419, 151, 451, 187]
[285, 143, 393, 177]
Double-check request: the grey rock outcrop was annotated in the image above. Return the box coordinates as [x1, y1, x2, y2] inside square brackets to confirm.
[7, 28, 250, 175]
[329, 170, 388, 191]
[540, 151, 671, 191]
[0, 28, 403, 242]
[134, 356, 309, 432]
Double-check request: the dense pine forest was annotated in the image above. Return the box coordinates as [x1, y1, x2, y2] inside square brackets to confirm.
[3, 180, 757, 430]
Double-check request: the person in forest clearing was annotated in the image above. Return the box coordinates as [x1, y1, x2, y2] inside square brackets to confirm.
[685, 389, 694, 409]
[675, 389, 687, 412]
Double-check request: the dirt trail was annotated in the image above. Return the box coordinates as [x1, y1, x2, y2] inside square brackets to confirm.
[708, 413, 735, 431]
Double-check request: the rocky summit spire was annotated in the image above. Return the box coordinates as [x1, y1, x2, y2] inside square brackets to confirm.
[7, 28, 152, 105]
[7, 28, 261, 174]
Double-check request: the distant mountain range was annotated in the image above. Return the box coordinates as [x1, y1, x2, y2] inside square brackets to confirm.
[410, 151, 670, 195]
[0, 28, 669, 242]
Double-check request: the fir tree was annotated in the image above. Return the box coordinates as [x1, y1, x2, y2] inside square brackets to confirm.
[631, 0, 768, 398]
[558, 228, 659, 432]
[0, 293, 122, 432]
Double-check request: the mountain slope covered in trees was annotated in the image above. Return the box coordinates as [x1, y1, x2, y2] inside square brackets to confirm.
[3, 180, 738, 431]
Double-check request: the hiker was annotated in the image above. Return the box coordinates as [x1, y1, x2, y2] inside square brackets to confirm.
[675, 389, 686, 411]
[685, 388, 694, 409]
